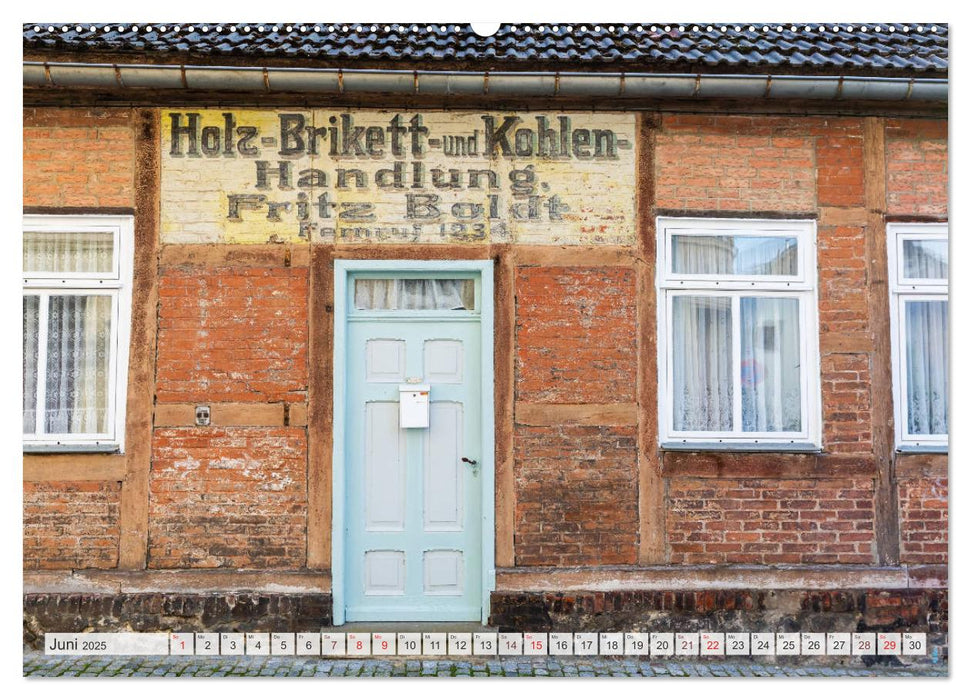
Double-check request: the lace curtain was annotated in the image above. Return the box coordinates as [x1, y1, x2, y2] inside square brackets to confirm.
[23, 230, 114, 273]
[672, 296, 733, 431]
[740, 297, 802, 432]
[905, 300, 948, 435]
[354, 279, 474, 311]
[670, 236, 803, 434]
[23, 297, 38, 433]
[23, 295, 112, 435]
[23, 231, 115, 436]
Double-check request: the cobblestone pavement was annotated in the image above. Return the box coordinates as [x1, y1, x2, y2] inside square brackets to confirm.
[23, 653, 947, 677]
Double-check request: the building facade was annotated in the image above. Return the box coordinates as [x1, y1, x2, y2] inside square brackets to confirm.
[23, 23, 947, 654]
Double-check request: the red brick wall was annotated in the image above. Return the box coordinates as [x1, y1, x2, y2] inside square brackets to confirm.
[814, 122, 866, 208]
[514, 425, 638, 566]
[886, 119, 948, 217]
[656, 115, 870, 213]
[156, 267, 308, 403]
[898, 477, 948, 564]
[20, 108, 948, 580]
[149, 428, 307, 568]
[23, 482, 121, 569]
[516, 267, 637, 403]
[667, 478, 876, 565]
[817, 225, 868, 337]
[816, 219, 872, 455]
[820, 354, 872, 454]
[23, 108, 135, 208]
[655, 115, 819, 212]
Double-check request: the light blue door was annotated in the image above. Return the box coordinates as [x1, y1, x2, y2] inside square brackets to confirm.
[344, 274, 483, 621]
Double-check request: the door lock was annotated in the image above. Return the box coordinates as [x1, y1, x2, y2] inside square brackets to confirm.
[461, 457, 479, 476]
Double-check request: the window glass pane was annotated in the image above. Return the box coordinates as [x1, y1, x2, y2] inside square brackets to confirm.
[354, 279, 475, 311]
[740, 297, 802, 433]
[23, 231, 114, 274]
[903, 239, 948, 280]
[45, 295, 112, 435]
[672, 296, 733, 431]
[23, 296, 39, 434]
[905, 300, 948, 435]
[672, 235, 798, 276]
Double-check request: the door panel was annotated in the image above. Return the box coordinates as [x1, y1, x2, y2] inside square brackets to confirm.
[364, 402, 405, 531]
[365, 339, 406, 383]
[424, 402, 464, 531]
[364, 550, 406, 595]
[424, 339, 464, 384]
[345, 316, 481, 621]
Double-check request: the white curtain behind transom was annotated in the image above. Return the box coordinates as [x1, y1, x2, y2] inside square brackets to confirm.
[354, 279, 474, 311]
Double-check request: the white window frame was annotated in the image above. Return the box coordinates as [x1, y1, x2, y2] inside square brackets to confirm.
[656, 217, 821, 450]
[22, 214, 134, 453]
[887, 222, 948, 451]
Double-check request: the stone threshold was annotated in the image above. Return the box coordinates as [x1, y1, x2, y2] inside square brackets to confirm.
[495, 565, 947, 591]
[23, 569, 331, 595]
[23, 564, 946, 596]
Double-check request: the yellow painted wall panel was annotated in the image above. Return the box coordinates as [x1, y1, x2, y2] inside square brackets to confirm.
[160, 110, 636, 245]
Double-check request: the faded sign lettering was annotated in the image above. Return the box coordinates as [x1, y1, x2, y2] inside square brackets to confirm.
[161, 110, 636, 245]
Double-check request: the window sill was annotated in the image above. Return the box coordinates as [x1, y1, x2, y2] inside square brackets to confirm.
[895, 444, 948, 454]
[660, 441, 822, 453]
[23, 443, 121, 454]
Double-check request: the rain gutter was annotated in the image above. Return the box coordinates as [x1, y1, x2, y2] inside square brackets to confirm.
[23, 62, 948, 101]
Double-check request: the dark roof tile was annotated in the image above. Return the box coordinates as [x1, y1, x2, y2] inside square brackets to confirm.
[22, 23, 947, 75]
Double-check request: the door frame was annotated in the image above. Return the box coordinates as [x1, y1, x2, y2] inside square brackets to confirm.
[332, 259, 495, 625]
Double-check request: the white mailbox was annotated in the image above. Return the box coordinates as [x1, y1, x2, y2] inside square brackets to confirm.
[399, 384, 430, 428]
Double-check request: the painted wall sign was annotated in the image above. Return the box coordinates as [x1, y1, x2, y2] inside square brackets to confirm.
[161, 110, 636, 245]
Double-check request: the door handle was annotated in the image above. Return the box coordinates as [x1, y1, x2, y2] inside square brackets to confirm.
[461, 457, 479, 476]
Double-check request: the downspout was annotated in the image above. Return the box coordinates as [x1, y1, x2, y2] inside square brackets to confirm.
[22, 62, 948, 101]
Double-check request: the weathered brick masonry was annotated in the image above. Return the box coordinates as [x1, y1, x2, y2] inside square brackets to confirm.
[156, 266, 309, 404]
[23, 107, 133, 576]
[820, 353, 872, 454]
[149, 428, 308, 569]
[23, 482, 121, 570]
[651, 114, 882, 567]
[666, 479, 876, 565]
[516, 266, 637, 404]
[23, 592, 333, 646]
[898, 477, 948, 565]
[655, 115, 820, 213]
[22, 101, 947, 643]
[514, 266, 639, 566]
[514, 425, 639, 566]
[885, 119, 948, 218]
[489, 588, 948, 660]
[23, 108, 134, 208]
